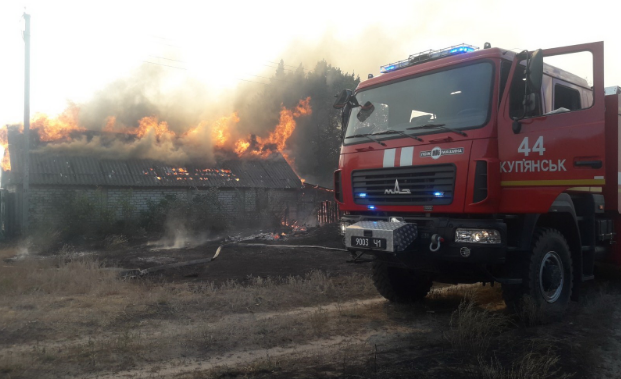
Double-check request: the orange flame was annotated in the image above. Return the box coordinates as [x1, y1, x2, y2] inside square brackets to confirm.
[0, 97, 312, 179]
[134, 116, 175, 140]
[1, 104, 83, 171]
[31, 103, 85, 142]
[103, 115, 176, 141]
[234, 140, 250, 155]
[0, 128, 9, 171]
[103, 116, 116, 132]
[211, 113, 240, 148]
[233, 97, 312, 163]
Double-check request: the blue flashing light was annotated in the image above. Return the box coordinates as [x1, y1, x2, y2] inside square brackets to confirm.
[368, 205, 376, 210]
[434, 191, 444, 198]
[379, 44, 478, 74]
[380, 60, 412, 73]
[449, 46, 475, 54]
[359, 193, 367, 198]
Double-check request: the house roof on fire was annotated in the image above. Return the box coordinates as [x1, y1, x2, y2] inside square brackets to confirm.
[4, 131, 301, 189]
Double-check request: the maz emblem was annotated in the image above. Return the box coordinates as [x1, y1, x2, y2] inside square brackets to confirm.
[384, 180, 411, 195]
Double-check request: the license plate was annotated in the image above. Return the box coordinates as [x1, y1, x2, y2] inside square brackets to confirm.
[350, 236, 386, 250]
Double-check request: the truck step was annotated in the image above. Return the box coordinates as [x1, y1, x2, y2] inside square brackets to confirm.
[582, 275, 594, 281]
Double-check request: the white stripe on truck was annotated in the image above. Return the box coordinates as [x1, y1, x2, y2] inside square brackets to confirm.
[383, 148, 396, 168]
[400, 147, 414, 166]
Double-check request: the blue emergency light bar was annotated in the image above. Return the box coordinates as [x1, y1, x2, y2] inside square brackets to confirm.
[380, 43, 479, 74]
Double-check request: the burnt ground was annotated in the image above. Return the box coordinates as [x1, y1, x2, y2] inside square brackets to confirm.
[94, 224, 365, 284]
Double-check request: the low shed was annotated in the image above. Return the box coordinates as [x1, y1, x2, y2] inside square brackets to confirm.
[1, 131, 307, 235]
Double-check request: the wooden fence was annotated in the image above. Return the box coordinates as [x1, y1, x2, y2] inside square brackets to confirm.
[317, 200, 340, 225]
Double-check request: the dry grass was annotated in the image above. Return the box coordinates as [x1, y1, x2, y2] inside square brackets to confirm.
[478, 350, 572, 379]
[512, 295, 552, 326]
[0, 246, 381, 378]
[205, 353, 283, 379]
[445, 291, 510, 354]
[1, 244, 615, 378]
[0, 255, 126, 297]
[104, 234, 129, 248]
[180, 339, 373, 379]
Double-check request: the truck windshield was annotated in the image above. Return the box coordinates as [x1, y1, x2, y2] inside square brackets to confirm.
[344, 62, 494, 144]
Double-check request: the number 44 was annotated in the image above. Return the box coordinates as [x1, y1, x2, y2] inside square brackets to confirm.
[518, 136, 545, 157]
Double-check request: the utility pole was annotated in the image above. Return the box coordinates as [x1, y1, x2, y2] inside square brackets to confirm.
[22, 12, 30, 234]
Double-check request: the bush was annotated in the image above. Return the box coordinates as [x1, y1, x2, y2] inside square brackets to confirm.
[29, 191, 113, 246]
[140, 188, 230, 236]
[29, 190, 138, 247]
[28, 187, 284, 247]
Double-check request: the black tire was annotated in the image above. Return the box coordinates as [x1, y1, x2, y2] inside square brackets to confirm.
[503, 228, 573, 319]
[372, 261, 433, 303]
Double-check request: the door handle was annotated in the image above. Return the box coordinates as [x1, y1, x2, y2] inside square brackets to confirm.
[574, 160, 602, 169]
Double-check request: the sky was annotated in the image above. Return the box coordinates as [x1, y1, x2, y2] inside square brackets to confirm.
[1, 0, 620, 127]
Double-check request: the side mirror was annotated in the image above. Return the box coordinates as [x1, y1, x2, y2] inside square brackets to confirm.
[356, 101, 375, 122]
[333, 89, 352, 109]
[523, 93, 537, 114]
[527, 49, 543, 94]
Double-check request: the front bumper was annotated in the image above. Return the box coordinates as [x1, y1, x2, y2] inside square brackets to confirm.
[341, 214, 507, 266]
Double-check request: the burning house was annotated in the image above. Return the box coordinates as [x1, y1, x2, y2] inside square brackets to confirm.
[0, 97, 339, 237]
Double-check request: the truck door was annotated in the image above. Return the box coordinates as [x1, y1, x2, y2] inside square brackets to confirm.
[497, 42, 605, 213]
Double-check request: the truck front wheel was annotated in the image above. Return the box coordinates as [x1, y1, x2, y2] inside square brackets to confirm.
[372, 261, 433, 303]
[503, 228, 573, 319]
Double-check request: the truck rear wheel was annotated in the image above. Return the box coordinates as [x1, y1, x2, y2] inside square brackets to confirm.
[503, 228, 573, 319]
[372, 261, 433, 303]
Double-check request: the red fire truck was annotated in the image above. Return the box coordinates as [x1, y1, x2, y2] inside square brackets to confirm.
[334, 42, 619, 316]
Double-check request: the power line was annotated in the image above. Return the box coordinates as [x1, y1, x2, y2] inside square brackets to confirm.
[268, 60, 297, 69]
[263, 63, 292, 71]
[240, 74, 293, 83]
[246, 74, 272, 80]
[149, 41, 182, 48]
[141, 59, 296, 85]
[145, 55, 294, 73]
[141, 62, 267, 85]
[145, 36, 303, 69]
[143, 61, 187, 70]
[147, 36, 183, 48]
[237, 78, 268, 85]
[149, 55, 186, 63]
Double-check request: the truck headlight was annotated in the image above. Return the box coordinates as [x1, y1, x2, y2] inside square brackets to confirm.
[455, 228, 501, 244]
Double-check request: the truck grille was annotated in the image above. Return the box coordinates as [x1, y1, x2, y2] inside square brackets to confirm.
[352, 164, 456, 206]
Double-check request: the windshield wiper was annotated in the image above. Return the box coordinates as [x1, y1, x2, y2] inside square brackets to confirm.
[370, 130, 423, 142]
[406, 123, 467, 137]
[345, 133, 387, 146]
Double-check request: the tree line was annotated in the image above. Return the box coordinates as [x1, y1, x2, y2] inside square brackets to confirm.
[234, 60, 360, 188]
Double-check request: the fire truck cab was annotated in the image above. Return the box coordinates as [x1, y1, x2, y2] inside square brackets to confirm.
[334, 42, 618, 317]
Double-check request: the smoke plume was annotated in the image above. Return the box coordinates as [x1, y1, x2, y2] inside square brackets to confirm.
[4, 62, 314, 171]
